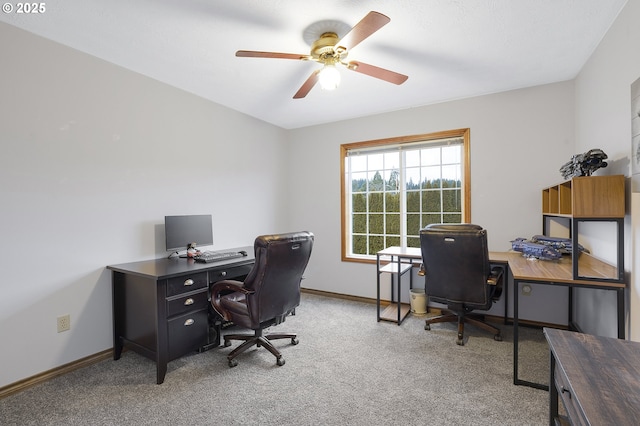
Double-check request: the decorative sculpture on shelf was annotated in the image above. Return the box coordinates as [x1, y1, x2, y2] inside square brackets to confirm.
[559, 148, 608, 180]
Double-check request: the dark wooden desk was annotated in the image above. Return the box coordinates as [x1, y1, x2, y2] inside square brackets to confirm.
[107, 247, 254, 384]
[490, 251, 626, 390]
[544, 328, 640, 425]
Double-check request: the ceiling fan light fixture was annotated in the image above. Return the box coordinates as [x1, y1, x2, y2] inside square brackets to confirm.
[318, 64, 341, 91]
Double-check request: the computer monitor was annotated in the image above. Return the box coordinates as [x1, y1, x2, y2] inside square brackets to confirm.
[164, 214, 213, 253]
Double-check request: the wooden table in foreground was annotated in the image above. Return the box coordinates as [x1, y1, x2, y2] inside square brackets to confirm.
[490, 251, 626, 390]
[544, 328, 640, 425]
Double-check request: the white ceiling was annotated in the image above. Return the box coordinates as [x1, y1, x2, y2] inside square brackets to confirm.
[1, 0, 627, 129]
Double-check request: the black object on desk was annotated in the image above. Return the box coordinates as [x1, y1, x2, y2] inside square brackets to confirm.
[194, 250, 246, 263]
[107, 246, 254, 384]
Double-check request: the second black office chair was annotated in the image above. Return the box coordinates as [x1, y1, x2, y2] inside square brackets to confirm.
[419, 224, 503, 345]
[210, 231, 314, 367]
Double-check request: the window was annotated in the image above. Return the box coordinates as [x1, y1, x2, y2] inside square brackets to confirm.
[341, 129, 471, 262]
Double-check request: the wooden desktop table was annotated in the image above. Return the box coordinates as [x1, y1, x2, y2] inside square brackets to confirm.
[545, 328, 640, 425]
[490, 251, 626, 390]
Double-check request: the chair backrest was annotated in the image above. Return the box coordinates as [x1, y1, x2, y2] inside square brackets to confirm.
[243, 231, 314, 325]
[419, 224, 492, 310]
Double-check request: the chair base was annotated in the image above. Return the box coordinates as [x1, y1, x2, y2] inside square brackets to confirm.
[223, 328, 299, 367]
[425, 310, 502, 345]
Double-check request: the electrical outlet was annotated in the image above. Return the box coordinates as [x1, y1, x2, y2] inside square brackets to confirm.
[57, 314, 70, 332]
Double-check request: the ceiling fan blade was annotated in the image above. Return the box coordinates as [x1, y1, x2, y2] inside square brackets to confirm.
[336, 11, 390, 51]
[236, 50, 308, 60]
[293, 71, 320, 99]
[347, 61, 408, 85]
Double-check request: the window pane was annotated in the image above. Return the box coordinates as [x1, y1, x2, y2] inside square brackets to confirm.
[405, 167, 421, 189]
[421, 147, 441, 166]
[384, 170, 400, 191]
[407, 213, 421, 235]
[369, 193, 384, 213]
[407, 236, 420, 248]
[422, 190, 441, 212]
[405, 150, 420, 168]
[352, 235, 367, 255]
[385, 191, 400, 212]
[386, 236, 401, 248]
[368, 153, 384, 171]
[442, 165, 460, 187]
[443, 213, 462, 223]
[385, 213, 400, 234]
[384, 152, 400, 169]
[353, 213, 366, 233]
[352, 193, 366, 213]
[350, 155, 367, 172]
[442, 146, 460, 164]
[369, 214, 383, 234]
[443, 189, 461, 212]
[422, 166, 441, 186]
[406, 191, 420, 212]
[369, 171, 384, 191]
[369, 236, 384, 255]
[351, 172, 367, 192]
[422, 213, 441, 226]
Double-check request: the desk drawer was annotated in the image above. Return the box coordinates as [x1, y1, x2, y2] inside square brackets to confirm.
[167, 288, 208, 318]
[167, 272, 208, 297]
[209, 264, 253, 283]
[167, 309, 208, 361]
[554, 364, 586, 425]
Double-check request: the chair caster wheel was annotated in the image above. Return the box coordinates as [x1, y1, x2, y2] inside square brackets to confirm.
[494, 334, 503, 342]
[291, 337, 299, 345]
[425, 324, 431, 331]
[276, 357, 285, 366]
[224, 340, 231, 347]
[228, 359, 238, 368]
[456, 339, 464, 346]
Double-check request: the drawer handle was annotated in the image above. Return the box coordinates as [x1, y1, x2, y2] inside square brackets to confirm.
[560, 386, 571, 399]
[221, 271, 227, 277]
[184, 298, 194, 306]
[184, 318, 195, 326]
[184, 279, 194, 286]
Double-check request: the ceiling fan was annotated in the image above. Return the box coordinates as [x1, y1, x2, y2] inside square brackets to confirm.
[236, 11, 409, 99]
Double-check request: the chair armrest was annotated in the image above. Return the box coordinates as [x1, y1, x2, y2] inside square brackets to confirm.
[210, 280, 254, 321]
[210, 280, 247, 295]
[487, 266, 504, 300]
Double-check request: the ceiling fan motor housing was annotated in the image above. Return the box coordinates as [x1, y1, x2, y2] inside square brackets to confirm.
[311, 32, 346, 63]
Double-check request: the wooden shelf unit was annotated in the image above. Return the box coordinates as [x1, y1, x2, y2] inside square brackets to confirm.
[375, 247, 421, 325]
[541, 175, 625, 282]
[542, 175, 625, 218]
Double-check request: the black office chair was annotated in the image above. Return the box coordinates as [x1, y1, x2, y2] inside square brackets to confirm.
[210, 231, 314, 367]
[419, 224, 503, 345]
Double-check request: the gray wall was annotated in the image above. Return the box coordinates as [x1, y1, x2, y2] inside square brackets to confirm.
[573, 0, 640, 339]
[0, 23, 289, 387]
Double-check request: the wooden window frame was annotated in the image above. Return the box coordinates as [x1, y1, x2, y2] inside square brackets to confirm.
[340, 128, 471, 263]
